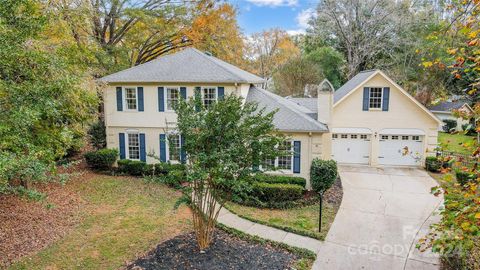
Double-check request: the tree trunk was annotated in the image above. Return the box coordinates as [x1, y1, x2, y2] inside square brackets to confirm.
[191, 177, 222, 251]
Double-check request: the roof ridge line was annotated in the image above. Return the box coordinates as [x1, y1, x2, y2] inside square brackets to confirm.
[190, 48, 245, 82]
[252, 87, 328, 129]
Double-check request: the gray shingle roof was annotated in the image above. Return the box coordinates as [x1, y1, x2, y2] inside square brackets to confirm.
[286, 97, 317, 112]
[246, 86, 328, 132]
[429, 100, 470, 112]
[100, 48, 264, 84]
[334, 70, 378, 103]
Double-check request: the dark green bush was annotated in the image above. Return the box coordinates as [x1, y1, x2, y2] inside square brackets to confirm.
[310, 159, 338, 194]
[117, 159, 148, 176]
[87, 120, 107, 149]
[443, 119, 457, 133]
[251, 182, 303, 202]
[425, 156, 442, 172]
[84, 149, 118, 170]
[455, 171, 476, 186]
[253, 174, 306, 187]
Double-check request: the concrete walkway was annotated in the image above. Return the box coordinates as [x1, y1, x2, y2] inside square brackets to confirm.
[217, 165, 443, 270]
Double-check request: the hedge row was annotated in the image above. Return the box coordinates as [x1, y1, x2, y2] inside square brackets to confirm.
[253, 174, 306, 187]
[251, 182, 304, 203]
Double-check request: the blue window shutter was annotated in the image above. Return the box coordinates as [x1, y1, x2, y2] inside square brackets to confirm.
[116, 87, 123, 111]
[158, 87, 165, 112]
[138, 87, 144, 111]
[293, 141, 301, 174]
[382, 87, 390, 111]
[218, 87, 225, 100]
[362, 87, 370, 111]
[180, 87, 187, 99]
[159, 134, 166, 162]
[194, 87, 201, 112]
[180, 135, 186, 164]
[119, 133, 125, 159]
[139, 133, 146, 162]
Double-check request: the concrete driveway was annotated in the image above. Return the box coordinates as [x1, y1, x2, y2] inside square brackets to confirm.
[313, 165, 443, 270]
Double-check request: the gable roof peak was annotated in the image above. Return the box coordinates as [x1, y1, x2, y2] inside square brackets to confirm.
[100, 47, 264, 84]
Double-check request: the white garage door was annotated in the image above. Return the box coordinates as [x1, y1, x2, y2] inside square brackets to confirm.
[332, 133, 370, 164]
[379, 135, 424, 166]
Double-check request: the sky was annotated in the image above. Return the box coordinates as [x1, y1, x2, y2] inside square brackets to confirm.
[228, 0, 319, 35]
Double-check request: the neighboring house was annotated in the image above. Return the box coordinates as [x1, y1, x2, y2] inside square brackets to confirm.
[429, 100, 473, 131]
[100, 48, 442, 188]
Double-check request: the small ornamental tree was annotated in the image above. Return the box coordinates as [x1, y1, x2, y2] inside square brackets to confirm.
[174, 94, 285, 250]
[310, 158, 338, 232]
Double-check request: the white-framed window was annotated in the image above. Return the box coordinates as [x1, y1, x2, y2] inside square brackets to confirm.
[168, 134, 181, 161]
[369, 87, 383, 109]
[412, 135, 420, 141]
[332, 134, 338, 139]
[166, 87, 180, 111]
[381, 135, 389, 140]
[202, 87, 217, 108]
[351, 134, 358, 139]
[360, 134, 367, 139]
[277, 141, 293, 170]
[341, 134, 348, 139]
[124, 87, 138, 110]
[392, 135, 399, 140]
[127, 133, 140, 160]
[402, 136, 409, 140]
[261, 141, 293, 172]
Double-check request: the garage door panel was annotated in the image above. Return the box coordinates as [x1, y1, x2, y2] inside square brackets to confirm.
[332, 133, 370, 164]
[379, 135, 423, 166]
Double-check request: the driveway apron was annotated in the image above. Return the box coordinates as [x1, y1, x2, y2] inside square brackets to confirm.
[313, 165, 443, 270]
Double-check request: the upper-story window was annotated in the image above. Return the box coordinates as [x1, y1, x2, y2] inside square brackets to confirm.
[127, 133, 140, 160]
[203, 87, 217, 108]
[125, 87, 138, 110]
[166, 87, 180, 111]
[369, 87, 382, 109]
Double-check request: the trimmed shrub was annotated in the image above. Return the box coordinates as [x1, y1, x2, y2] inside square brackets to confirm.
[117, 159, 148, 176]
[84, 149, 118, 170]
[251, 182, 304, 202]
[442, 119, 457, 133]
[455, 171, 476, 186]
[253, 174, 306, 187]
[425, 156, 442, 172]
[310, 159, 338, 194]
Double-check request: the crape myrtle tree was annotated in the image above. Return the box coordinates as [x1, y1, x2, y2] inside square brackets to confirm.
[174, 94, 286, 250]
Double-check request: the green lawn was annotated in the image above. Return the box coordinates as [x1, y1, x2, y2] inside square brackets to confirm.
[9, 175, 192, 270]
[438, 132, 477, 155]
[225, 201, 338, 240]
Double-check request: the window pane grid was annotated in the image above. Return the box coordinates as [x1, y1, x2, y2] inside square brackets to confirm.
[125, 88, 137, 110]
[167, 87, 179, 110]
[369, 87, 382, 109]
[203, 87, 217, 108]
[128, 133, 140, 159]
[168, 134, 181, 161]
[277, 141, 292, 170]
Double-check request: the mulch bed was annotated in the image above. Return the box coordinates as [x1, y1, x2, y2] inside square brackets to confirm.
[126, 230, 298, 270]
[0, 159, 93, 267]
[323, 177, 343, 205]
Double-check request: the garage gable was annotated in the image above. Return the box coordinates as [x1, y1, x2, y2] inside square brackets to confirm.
[334, 70, 442, 125]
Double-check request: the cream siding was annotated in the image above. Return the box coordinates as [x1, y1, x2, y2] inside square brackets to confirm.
[331, 73, 439, 166]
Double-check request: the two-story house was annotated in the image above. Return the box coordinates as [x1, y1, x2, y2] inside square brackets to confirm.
[100, 48, 441, 188]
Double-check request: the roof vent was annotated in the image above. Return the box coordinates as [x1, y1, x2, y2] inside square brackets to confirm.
[204, 51, 212, 56]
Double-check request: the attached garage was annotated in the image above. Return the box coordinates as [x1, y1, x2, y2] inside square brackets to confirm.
[332, 128, 371, 164]
[378, 129, 424, 166]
